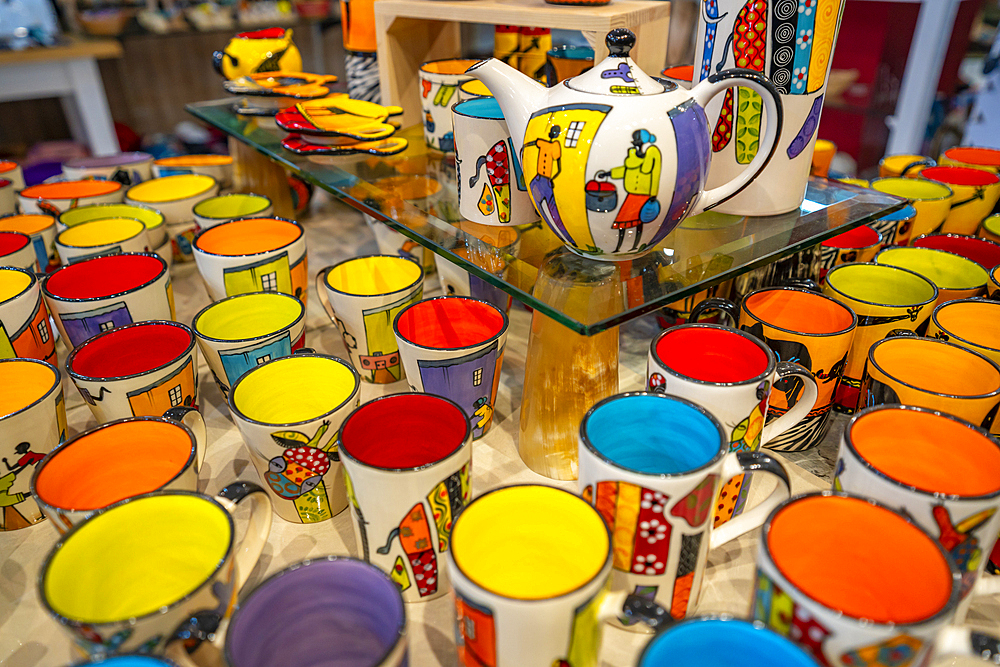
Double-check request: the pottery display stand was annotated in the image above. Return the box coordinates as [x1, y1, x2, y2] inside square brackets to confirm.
[373, 0, 671, 127]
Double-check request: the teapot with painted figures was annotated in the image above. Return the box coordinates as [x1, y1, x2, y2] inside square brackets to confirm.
[468, 28, 784, 260]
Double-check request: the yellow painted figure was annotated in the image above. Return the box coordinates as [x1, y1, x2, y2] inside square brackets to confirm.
[603, 130, 661, 253]
[213, 28, 302, 80]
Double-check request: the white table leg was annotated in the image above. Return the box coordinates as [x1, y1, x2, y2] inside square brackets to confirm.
[66, 58, 119, 156]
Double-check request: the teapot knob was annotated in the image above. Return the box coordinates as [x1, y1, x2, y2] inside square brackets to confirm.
[606, 28, 635, 57]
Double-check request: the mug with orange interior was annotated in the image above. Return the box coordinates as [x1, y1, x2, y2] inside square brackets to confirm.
[17, 180, 124, 216]
[31, 410, 206, 534]
[193, 217, 308, 306]
[0, 213, 58, 270]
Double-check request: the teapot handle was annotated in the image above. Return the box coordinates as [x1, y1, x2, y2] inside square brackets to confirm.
[688, 69, 783, 215]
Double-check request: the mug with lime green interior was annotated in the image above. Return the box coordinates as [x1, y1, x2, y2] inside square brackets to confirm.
[921, 166, 1000, 236]
[0, 357, 66, 530]
[192, 193, 273, 231]
[58, 203, 166, 249]
[860, 335, 1000, 430]
[56, 217, 150, 264]
[317, 255, 424, 384]
[39, 486, 272, 658]
[0, 266, 57, 365]
[822, 262, 937, 412]
[875, 246, 988, 313]
[836, 177, 869, 189]
[979, 214, 1000, 243]
[878, 153, 935, 178]
[31, 410, 206, 534]
[193, 217, 308, 306]
[229, 352, 361, 524]
[192, 292, 305, 397]
[870, 177, 953, 241]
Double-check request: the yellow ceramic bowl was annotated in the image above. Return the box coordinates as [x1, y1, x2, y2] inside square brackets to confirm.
[876, 246, 988, 310]
[152, 155, 234, 188]
[125, 175, 219, 225]
[878, 154, 935, 179]
[869, 177, 954, 240]
[55, 218, 150, 264]
[193, 193, 273, 230]
[57, 203, 166, 247]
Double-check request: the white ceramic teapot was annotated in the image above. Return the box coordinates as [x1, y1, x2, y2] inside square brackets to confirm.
[468, 28, 784, 261]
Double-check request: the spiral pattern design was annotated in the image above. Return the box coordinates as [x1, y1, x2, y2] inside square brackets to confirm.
[775, 23, 795, 44]
[775, 0, 797, 19]
[771, 68, 791, 87]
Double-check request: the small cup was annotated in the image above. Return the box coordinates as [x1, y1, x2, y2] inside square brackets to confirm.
[879, 153, 935, 178]
[860, 334, 1000, 430]
[818, 225, 882, 280]
[58, 203, 166, 249]
[62, 152, 154, 185]
[394, 296, 508, 439]
[56, 217, 150, 264]
[419, 59, 479, 152]
[31, 410, 206, 534]
[192, 292, 306, 397]
[870, 177, 953, 241]
[340, 393, 472, 601]
[638, 617, 820, 667]
[43, 253, 175, 349]
[980, 214, 1000, 243]
[454, 97, 539, 227]
[152, 154, 234, 188]
[912, 233, 1000, 271]
[0, 213, 58, 270]
[225, 557, 407, 667]
[868, 204, 916, 247]
[875, 246, 988, 311]
[0, 160, 25, 189]
[18, 180, 124, 215]
[193, 216, 308, 305]
[317, 255, 424, 384]
[0, 231, 39, 271]
[921, 166, 1000, 236]
[124, 174, 219, 224]
[0, 357, 66, 530]
[193, 193, 273, 230]
[39, 487, 272, 657]
[0, 266, 57, 365]
[927, 298, 1000, 376]
[579, 392, 790, 626]
[229, 352, 361, 523]
[66, 321, 199, 423]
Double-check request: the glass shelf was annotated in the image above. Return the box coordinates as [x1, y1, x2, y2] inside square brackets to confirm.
[188, 99, 907, 335]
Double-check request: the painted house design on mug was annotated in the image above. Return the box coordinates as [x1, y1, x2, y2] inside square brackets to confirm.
[345, 290, 421, 383]
[223, 251, 308, 303]
[79, 357, 196, 416]
[266, 420, 340, 523]
[0, 295, 54, 364]
[57, 278, 176, 349]
[215, 330, 306, 394]
[415, 340, 503, 439]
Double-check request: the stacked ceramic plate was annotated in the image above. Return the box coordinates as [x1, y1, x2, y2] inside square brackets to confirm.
[223, 71, 338, 118]
[275, 95, 409, 157]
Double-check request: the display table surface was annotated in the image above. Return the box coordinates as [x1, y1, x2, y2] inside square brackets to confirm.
[186, 100, 907, 335]
[3, 196, 999, 667]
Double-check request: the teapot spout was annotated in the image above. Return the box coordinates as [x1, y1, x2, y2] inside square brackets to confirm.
[466, 58, 547, 155]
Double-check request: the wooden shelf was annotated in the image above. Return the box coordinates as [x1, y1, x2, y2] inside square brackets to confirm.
[374, 0, 670, 126]
[0, 35, 122, 66]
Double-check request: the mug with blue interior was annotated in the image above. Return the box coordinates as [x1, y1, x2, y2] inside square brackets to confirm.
[638, 616, 819, 666]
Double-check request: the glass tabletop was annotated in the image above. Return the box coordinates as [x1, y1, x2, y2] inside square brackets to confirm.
[188, 98, 906, 335]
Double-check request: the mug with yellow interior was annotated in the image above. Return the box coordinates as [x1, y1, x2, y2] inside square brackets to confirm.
[192, 291, 306, 397]
[980, 214, 1000, 243]
[58, 203, 167, 250]
[870, 177, 953, 242]
[55, 217, 150, 264]
[152, 155, 234, 189]
[193, 217, 308, 306]
[879, 153, 935, 178]
[229, 352, 360, 523]
[39, 486, 272, 658]
[0, 357, 66, 530]
[31, 410, 206, 534]
[317, 255, 424, 384]
[0, 266, 57, 365]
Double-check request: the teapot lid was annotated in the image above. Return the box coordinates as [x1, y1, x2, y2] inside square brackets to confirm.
[566, 29, 665, 96]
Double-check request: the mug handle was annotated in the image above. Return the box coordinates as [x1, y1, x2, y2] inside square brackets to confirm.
[710, 450, 791, 549]
[932, 626, 1000, 663]
[597, 591, 674, 633]
[901, 158, 935, 177]
[688, 68, 784, 215]
[688, 297, 740, 326]
[315, 267, 337, 321]
[216, 481, 273, 590]
[163, 406, 207, 473]
[760, 361, 819, 445]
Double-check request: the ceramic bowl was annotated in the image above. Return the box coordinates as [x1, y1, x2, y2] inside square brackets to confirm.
[18, 180, 124, 215]
[57, 203, 166, 248]
[124, 175, 219, 225]
[61, 152, 154, 185]
[152, 155, 234, 189]
[193, 193, 273, 230]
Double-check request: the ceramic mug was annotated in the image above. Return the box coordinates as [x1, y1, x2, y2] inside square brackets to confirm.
[912, 234, 1000, 271]
[870, 177, 954, 241]
[419, 59, 479, 152]
[927, 298, 1000, 385]
[55, 217, 150, 264]
[18, 180, 124, 215]
[991, 265, 1000, 300]
[62, 153, 154, 185]
[193, 217, 308, 306]
[0, 266, 57, 364]
[688, 287, 857, 452]
[317, 255, 424, 384]
[58, 203, 167, 249]
[0, 213, 58, 270]
[646, 324, 813, 524]
[459, 78, 493, 101]
[0, 178, 15, 215]
[224, 556, 408, 667]
[229, 352, 360, 524]
[939, 146, 1000, 174]
[752, 491, 997, 667]
[835, 405, 1000, 620]
[875, 246, 988, 313]
[192, 291, 306, 397]
[124, 174, 219, 225]
[39, 486, 272, 658]
[192, 193, 273, 231]
[811, 139, 836, 178]
[867, 204, 916, 248]
[152, 155, 234, 188]
[453, 98, 539, 227]
[859, 334, 1000, 430]
[822, 262, 937, 412]
[394, 296, 508, 439]
[0, 357, 66, 530]
[980, 214, 1000, 243]
[0, 231, 39, 271]
[66, 320, 199, 423]
[818, 226, 882, 280]
[693, 0, 845, 215]
[42, 252, 175, 348]
[31, 410, 206, 534]
[66, 655, 185, 667]
[0, 160, 25, 189]
[879, 153, 935, 178]
[544, 45, 594, 87]
[920, 166, 1000, 236]
[340, 393, 472, 601]
[579, 392, 791, 627]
